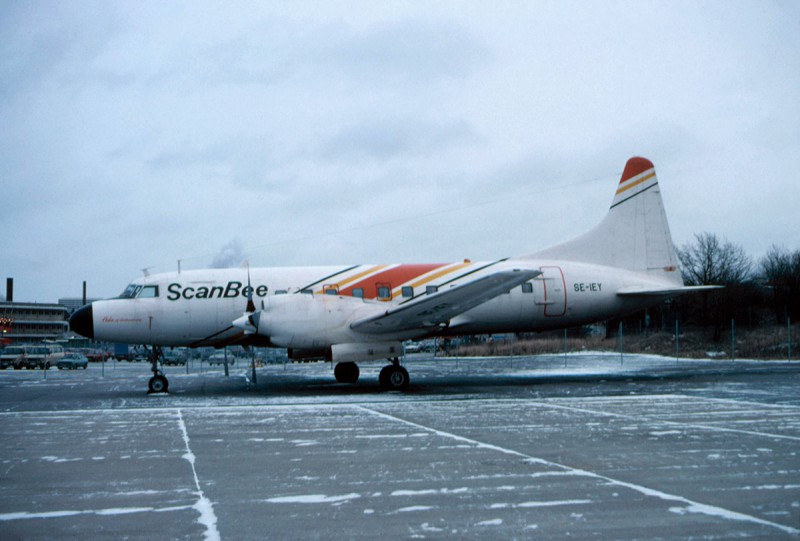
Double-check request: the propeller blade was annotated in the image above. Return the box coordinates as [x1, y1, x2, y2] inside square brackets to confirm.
[232, 263, 264, 336]
[245, 264, 256, 314]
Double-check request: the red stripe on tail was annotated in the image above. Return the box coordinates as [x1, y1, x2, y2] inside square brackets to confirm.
[620, 157, 654, 183]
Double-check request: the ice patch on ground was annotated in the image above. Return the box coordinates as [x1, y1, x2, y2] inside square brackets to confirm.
[394, 506, 434, 513]
[650, 430, 682, 436]
[392, 488, 468, 497]
[266, 493, 361, 504]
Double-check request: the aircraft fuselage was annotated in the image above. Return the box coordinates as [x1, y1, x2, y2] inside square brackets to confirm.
[78, 259, 673, 349]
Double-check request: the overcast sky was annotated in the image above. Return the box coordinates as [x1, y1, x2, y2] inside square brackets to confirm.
[2, 1, 799, 303]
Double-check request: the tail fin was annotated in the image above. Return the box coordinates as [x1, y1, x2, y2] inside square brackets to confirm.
[520, 157, 682, 285]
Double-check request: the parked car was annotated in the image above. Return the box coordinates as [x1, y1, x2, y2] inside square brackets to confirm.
[161, 353, 186, 366]
[208, 352, 237, 366]
[82, 348, 110, 362]
[57, 353, 89, 370]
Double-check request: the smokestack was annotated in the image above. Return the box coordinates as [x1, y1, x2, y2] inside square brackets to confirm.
[5, 278, 12, 302]
[82, 281, 87, 306]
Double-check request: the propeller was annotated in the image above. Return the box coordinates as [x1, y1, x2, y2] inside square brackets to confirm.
[230, 263, 260, 385]
[233, 264, 261, 335]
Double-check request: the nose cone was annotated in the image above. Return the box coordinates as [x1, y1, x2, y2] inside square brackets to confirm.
[70, 304, 94, 339]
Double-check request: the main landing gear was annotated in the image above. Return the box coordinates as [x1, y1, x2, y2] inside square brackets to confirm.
[333, 357, 410, 390]
[147, 346, 169, 394]
[379, 358, 409, 390]
[334, 361, 360, 384]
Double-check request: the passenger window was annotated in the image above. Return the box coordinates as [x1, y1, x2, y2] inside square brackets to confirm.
[426, 285, 438, 295]
[401, 286, 414, 298]
[352, 288, 364, 298]
[377, 286, 391, 300]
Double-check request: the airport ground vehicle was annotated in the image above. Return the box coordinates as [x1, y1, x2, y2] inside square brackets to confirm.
[57, 353, 89, 370]
[0, 344, 65, 369]
[0, 346, 23, 369]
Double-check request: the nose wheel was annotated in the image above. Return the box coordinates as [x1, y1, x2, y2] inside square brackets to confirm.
[148, 374, 169, 393]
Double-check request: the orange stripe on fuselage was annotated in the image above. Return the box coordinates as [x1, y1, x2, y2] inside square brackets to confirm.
[400, 261, 473, 296]
[338, 263, 449, 299]
[322, 264, 390, 293]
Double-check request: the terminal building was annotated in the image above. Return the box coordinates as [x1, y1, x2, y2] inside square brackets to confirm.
[0, 302, 69, 343]
[1, 279, 97, 345]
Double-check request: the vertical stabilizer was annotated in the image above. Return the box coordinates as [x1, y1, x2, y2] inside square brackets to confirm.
[520, 157, 682, 285]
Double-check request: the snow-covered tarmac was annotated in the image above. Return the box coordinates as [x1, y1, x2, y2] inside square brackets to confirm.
[1, 353, 799, 539]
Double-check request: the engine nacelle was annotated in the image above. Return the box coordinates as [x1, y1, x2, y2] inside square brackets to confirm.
[256, 294, 381, 349]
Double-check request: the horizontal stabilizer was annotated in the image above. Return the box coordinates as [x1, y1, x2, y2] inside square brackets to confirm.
[617, 285, 723, 297]
[351, 269, 541, 334]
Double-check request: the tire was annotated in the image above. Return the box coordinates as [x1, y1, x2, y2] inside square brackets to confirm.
[379, 365, 409, 390]
[334, 362, 360, 384]
[148, 375, 169, 394]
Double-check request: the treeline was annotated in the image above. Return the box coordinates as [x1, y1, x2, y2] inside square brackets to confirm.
[620, 233, 800, 342]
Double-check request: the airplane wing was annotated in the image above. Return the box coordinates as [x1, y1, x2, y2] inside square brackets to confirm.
[616, 284, 723, 297]
[351, 268, 542, 334]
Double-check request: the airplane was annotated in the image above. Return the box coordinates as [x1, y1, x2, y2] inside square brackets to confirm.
[69, 156, 717, 393]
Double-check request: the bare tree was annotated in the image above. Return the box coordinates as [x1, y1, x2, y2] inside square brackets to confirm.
[676, 233, 755, 339]
[760, 245, 800, 322]
[677, 232, 753, 286]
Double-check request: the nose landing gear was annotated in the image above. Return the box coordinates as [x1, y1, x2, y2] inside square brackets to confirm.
[147, 346, 169, 394]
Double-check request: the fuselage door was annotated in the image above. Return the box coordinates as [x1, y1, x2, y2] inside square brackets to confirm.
[538, 266, 567, 317]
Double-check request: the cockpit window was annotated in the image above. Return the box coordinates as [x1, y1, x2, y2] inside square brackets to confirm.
[139, 285, 159, 298]
[119, 284, 141, 298]
[118, 284, 159, 299]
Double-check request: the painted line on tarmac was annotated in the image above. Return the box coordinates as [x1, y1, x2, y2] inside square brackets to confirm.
[527, 396, 800, 442]
[358, 405, 800, 537]
[176, 409, 221, 541]
[0, 504, 193, 521]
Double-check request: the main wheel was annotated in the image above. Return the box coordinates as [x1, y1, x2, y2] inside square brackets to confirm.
[148, 375, 169, 394]
[334, 362, 360, 384]
[379, 365, 409, 390]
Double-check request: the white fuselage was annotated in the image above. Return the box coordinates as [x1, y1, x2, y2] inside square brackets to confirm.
[87, 258, 674, 349]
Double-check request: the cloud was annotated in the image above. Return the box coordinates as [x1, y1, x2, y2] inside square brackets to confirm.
[2, 2, 800, 302]
[319, 117, 478, 162]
